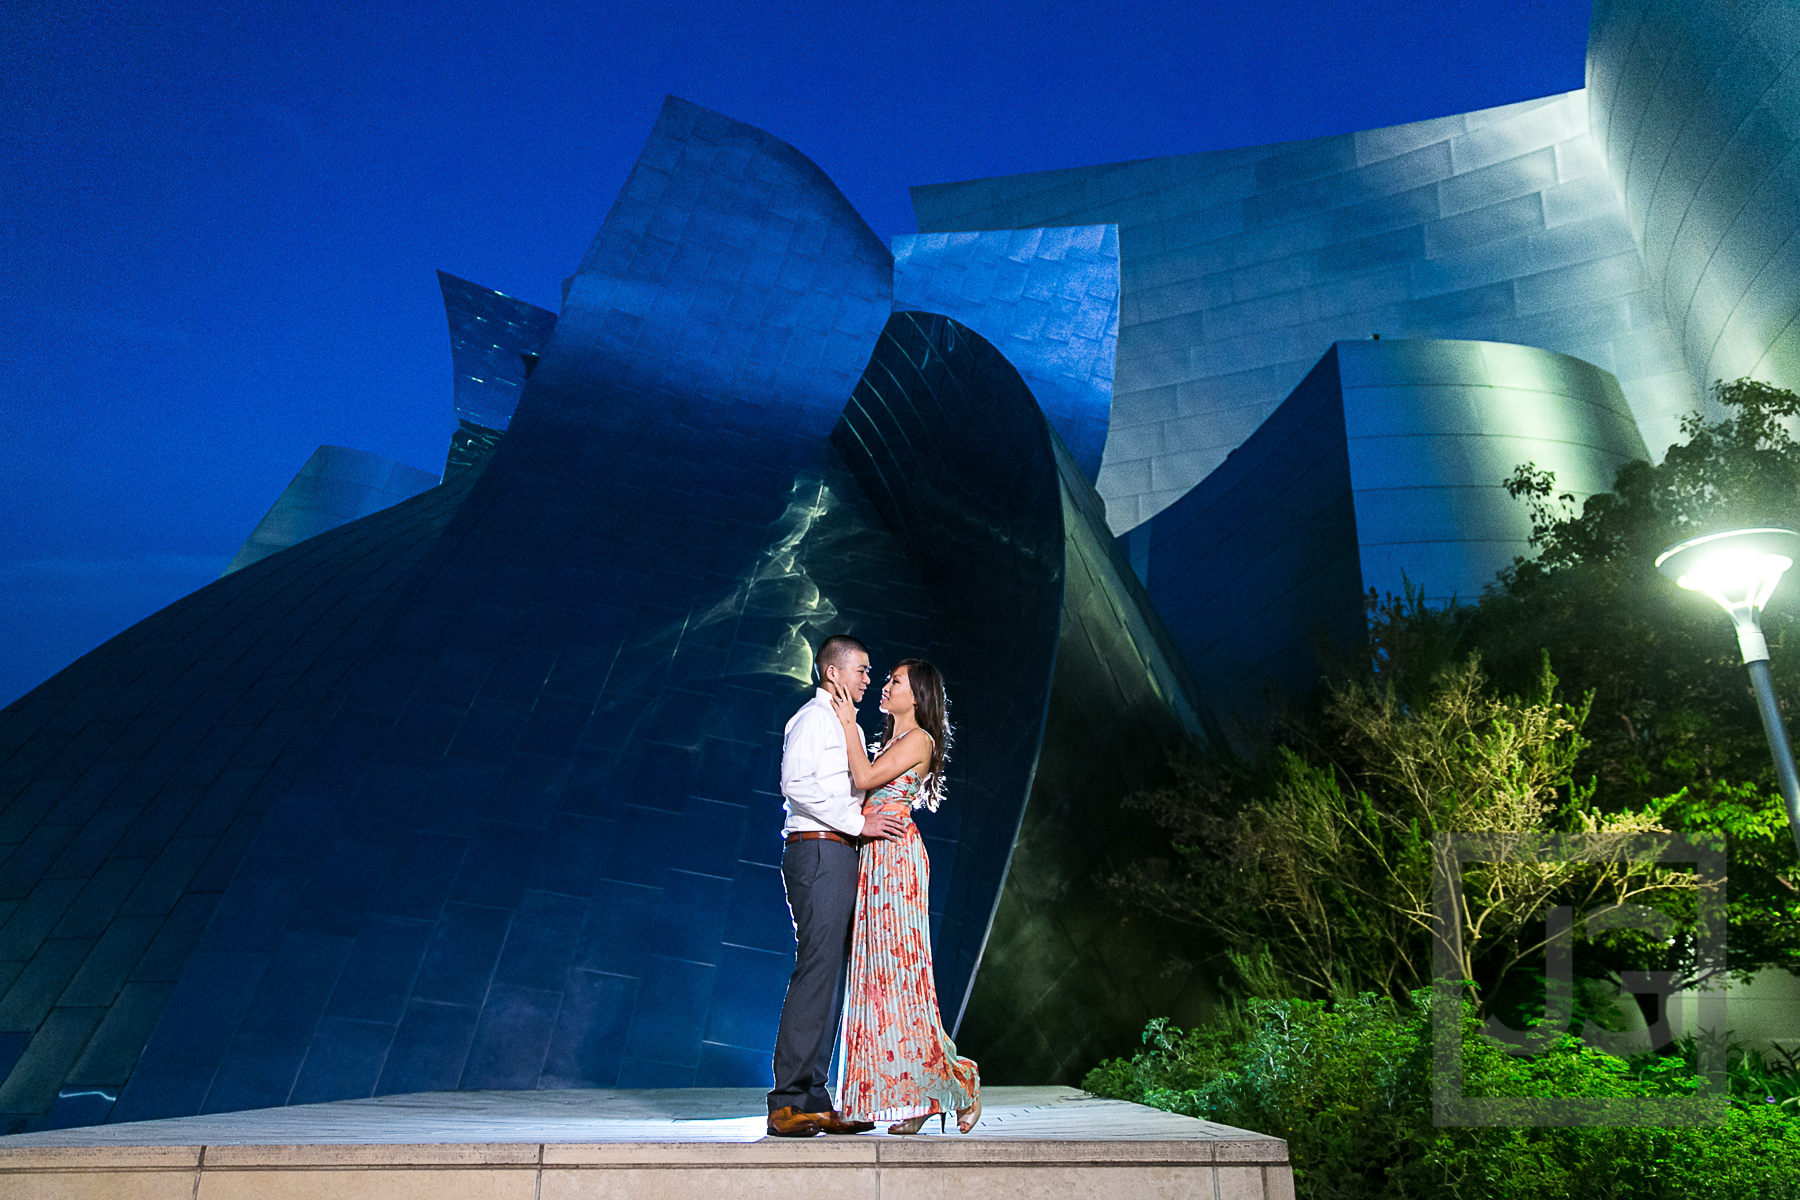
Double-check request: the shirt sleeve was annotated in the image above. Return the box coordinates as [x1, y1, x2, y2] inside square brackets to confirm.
[780, 706, 865, 836]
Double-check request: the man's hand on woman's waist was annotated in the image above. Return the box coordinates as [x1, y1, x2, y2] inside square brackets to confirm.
[860, 810, 905, 840]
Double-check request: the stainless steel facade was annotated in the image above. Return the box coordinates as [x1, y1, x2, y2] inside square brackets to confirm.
[1588, 0, 1800, 400]
[891, 227, 1119, 482]
[1132, 338, 1648, 720]
[1337, 338, 1647, 605]
[909, 0, 1799, 713]
[0, 98, 1211, 1132]
[836, 312, 1213, 1081]
[916, 3, 1800, 540]
[436, 271, 558, 436]
[913, 92, 1697, 534]
[222, 446, 440, 576]
[7, 0, 1799, 1133]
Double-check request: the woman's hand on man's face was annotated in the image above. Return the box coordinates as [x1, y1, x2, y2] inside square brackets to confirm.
[827, 680, 857, 725]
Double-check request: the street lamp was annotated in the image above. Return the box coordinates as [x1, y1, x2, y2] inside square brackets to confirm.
[1655, 527, 1800, 860]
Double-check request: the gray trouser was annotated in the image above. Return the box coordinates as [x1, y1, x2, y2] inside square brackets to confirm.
[767, 837, 858, 1114]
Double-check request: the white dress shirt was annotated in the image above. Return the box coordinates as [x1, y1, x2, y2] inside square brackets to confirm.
[780, 688, 865, 837]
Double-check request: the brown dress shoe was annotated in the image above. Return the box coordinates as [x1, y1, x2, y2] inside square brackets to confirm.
[766, 1106, 827, 1137]
[819, 1112, 876, 1134]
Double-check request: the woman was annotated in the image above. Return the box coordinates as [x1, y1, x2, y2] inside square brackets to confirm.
[827, 659, 981, 1135]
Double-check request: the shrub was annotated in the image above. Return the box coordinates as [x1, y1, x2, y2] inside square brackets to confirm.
[1086, 993, 1800, 1199]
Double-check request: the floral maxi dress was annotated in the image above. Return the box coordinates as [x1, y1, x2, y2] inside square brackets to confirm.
[840, 765, 980, 1123]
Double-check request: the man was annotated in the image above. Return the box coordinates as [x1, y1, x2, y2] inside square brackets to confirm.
[766, 634, 906, 1137]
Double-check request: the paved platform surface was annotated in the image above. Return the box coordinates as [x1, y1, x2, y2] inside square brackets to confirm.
[0, 1085, 1257, 1145]
[0, 1086, 1295, 1198]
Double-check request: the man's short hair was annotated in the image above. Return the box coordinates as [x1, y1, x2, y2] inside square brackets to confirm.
[815, 634, 868, 681]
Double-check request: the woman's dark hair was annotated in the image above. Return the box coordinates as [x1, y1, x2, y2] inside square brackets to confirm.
[881, 658, 952, 811]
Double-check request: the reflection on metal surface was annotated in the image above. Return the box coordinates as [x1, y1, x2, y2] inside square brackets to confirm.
[836, 312, 1216, 1082]
[892, 227, 1119, 483]
[2, 11, 1794, 1127]
[223, 444, 440, 575]
[692, 476, 841, 684]
[835, 312, 1067, 1030]
[98, 95, 915, 1123]
[1340, 337, 1647, 604]
[914, 92, 1696, 531]
[443, 419, 505, 480]
[1136, 338, 1647, 722]
[2, 94, 1223, 1121]
[1588, 0, 1800, 399]
[551, 98, 892, 433]
[437, 271, 557, 433]
[86, 99, 1153, 1121]
[0, 467, 482, 1132]
[958, 426, 1218, 1082]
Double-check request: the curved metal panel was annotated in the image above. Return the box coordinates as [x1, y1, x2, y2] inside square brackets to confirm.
[0, 98, 1213, 1122]
[0, 471, 477, 1132]
[834, 312, 1217, 1082]
[959, 430, 1218, 1081]
[891, 227, 1119, 482]
[1338, 338, 1648, 602]
[832, 312, 1066, 1026]
[1133, 346, 1364, 723]
[1588, 0, 1800, 396]
[223, 445, 441, 575]
[436, 271, 558, 434]
[550, 95, 893, 437]
[914, 93, 1693, 531]
[1137, 338, 1648, 721]
[101, 99, 914, 1118]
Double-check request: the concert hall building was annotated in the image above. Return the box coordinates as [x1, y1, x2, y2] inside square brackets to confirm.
[0, 0, 1793, 1131]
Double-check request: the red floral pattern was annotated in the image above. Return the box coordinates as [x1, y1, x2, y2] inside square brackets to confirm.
[840, 766, 980, 1122]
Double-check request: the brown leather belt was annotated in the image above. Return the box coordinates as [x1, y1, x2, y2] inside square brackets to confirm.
[786, 830, 859, 848]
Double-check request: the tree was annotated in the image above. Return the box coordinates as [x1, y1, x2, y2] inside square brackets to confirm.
[1453, 378, 1800, 979]
[1111, 379, 1800, 1001]
[1109, 657, 1700, 1008]
[1479, 379, 1800, 807]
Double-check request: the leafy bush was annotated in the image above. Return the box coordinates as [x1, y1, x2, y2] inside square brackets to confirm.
[1086, 994, 1800, 1200]
[1392, 377, 1800, 975]
[1108, 657, 1701, 1007]
[1090, 381, 1800, 1196]
[1109, 381, 1800, 1003]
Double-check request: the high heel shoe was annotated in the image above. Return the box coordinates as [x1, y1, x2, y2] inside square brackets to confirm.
[956, 1095, 982, 1134]
[886, 1111, 946, 1135]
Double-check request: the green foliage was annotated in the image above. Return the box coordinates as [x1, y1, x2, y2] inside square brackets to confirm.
[1729, 1041, 1800, 1115]
[1108, 657, 1697, 1005]
[1108, 379, 1800, 1010]
[1405, 377, 1800, 978]
[1086, 996, 1800, 1200]
[1091, 383, 1800, 1195]
[1476, 379, 1800, 810]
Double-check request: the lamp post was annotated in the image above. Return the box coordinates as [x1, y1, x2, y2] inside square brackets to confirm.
[1655, 527, 1800, 861]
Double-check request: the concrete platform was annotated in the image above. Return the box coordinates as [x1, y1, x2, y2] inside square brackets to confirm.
[0, 1085, 1294, 1198]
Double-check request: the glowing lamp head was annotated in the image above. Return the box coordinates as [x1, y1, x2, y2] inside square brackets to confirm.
[1655, 528, 1800, 663]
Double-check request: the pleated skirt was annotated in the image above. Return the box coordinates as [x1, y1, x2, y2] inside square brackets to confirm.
[840, 809, 980, 1122]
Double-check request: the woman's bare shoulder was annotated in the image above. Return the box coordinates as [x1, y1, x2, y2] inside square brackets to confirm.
[901, 728, 933, 763]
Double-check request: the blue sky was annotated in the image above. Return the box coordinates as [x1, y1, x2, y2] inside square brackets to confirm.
[0, 0, 1591, 705]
